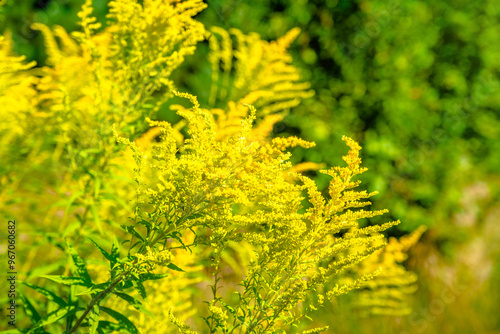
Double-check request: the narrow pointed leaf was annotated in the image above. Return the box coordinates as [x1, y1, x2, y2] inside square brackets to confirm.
[138, 273, 168, 281]
[112, 292, 154, 317]
[166, 263, 185, 272]
[23, 282, 67, 307]
[101, 307, 139, 334]
[89, 238, 116, 264]
[19, 292, 40, 324]
[97, 320, 127, 332]
[132, 280, 147, 299]
[75, 282, 109, 296]
[39, 275, 91, 287]
[121, 225, 144, 242]
[66, 241, 92, 283]
[27, 306, 76, 333]
[26, 259, 65, 281]
[63, 221, 82, 238]
[111, 236, 120, 268]
[88, 304, 100, 334]
[90, 202, 104, 234]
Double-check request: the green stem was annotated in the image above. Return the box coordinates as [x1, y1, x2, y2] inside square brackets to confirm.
[68, 270, 129, 334]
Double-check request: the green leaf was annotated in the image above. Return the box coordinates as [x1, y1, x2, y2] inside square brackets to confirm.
[131, 280, 147, 299]
[139, 218, 152, 229]
[97, 321, 125, 332]
[167, 263, 185, 272]
[117, 280, 134, 291]
[202, 316, 211, 329]
[19, 292, 40, 324]
[26, 259, 65, 281]
[23, 282, 67, 307]
[39, 275, 91, 287]
[101, 307, 139, 334]
[63, 221, 82, 238]
[111, 236, 120, 267]
[89, 238, 117, 264]
[19, 292, 40, 325]
[63, 191, 84, 222]
[170, 231, 188, 249]
[75, 282, 109, 296]
[112, 292, 154, 317]
[66, 241, 92, 283]
[220, 301, 236, 316]
[186, 213, 203, 220]
[90, 202, 104, 234]
[89, 304, 100, 334]
[138, 273, 168, 281]
[27, 306, 76, 333]
[129, 241, 142, 252]
[121, 225, 144, 242]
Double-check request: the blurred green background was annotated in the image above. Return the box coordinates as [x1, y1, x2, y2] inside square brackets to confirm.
[2, 0, 499, 333]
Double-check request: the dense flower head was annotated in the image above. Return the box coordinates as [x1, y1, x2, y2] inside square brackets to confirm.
[346, 226, 427, 316]
[115, 87, 401, 331]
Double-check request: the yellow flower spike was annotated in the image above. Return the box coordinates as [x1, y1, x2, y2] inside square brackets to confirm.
[347, 225, 427, 316]
[302, 326, 330, 334]
[207, 26, 314, 120]
[126, 94, 399, 330]
[276, 27, 301, 50]
[53, 25, 80, 56]
[31, 23, 63, 65]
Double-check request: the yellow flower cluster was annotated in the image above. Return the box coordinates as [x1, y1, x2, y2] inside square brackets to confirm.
[350, 226, 427, 316]
[208, 26, 314, 115]
[133, 246, 172, 273]
[0, 0, 209, 239]
[0, 33, 41, 209]
[29, 0, 206, 144]
[118, 87, 400, 330]
[204, 26, 314, 148]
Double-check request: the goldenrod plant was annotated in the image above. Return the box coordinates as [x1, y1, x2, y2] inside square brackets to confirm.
[349, 226, 427, 316]
[114, 94, 401, 333]
[207, 26, 314, 115]
[0, 1, 423, 333]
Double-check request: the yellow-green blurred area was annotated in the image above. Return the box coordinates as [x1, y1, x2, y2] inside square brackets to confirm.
[1, 0, 499, 333]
